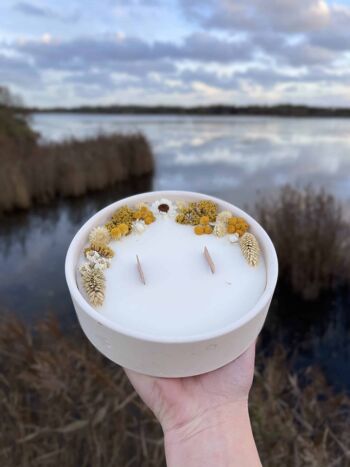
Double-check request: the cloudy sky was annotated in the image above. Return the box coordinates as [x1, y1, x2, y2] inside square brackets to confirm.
[1, 0, 350, 107]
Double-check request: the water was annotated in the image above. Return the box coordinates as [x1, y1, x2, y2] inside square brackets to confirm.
[1, 113, 350, 390]
[31, 113, 350, 210]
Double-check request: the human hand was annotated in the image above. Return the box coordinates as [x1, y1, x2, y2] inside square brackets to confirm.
[124, 343, 261, 466]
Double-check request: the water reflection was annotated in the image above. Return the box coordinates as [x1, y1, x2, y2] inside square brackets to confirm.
[0, 177, 152, 324]
[32, 114, 350, 211]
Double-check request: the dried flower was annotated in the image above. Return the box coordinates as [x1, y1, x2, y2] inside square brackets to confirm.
[110, 206, 135, 230]
[176, 208, 200, 225]
[135, 202, 149, 211]
[213, 222, 227, 237]
[217, 210, 232, 223]
[89, 226, 110, 247]
[110, 223, 129, 240]
[176, 200, 217, 225]
[192, 200, 217, 222]
[239, 232, 260, 266]
[90, 243, 115, 258]
[227, 217, 249, 237]
[151, 198, 177, 217]
[132, 220, 146, 234]
[80, 264, 105, 306]
[194, 225, 205, 235]
[85, 250, 111, 270]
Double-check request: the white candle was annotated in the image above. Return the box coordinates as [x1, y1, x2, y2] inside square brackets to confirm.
[77, 197, 266, 339]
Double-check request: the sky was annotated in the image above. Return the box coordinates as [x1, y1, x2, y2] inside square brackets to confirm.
[0, 0, 350, 107]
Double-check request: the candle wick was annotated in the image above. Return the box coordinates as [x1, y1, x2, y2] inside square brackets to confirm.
[136, 255, 146, 285]
[204, 246, 215, 274]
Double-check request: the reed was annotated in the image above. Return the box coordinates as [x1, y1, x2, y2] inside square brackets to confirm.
[0, 317, 348, 466]
[255, 185, 350, 300]
[0, 107, 154, 213]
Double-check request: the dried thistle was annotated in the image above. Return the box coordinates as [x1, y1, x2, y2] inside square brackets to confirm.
[80, 264, 106, 306]
[90, 243, 115, 258]
[88, 226, 110, 247]
[239, 232, 260, 266]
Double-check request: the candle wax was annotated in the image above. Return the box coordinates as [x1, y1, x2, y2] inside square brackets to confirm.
[79, 216, 266, 339]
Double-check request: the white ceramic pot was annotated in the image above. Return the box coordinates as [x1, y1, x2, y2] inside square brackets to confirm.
[65, 191, 278, 377]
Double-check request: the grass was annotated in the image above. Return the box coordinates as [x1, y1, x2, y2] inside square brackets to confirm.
[255, 185, 350, 300]
[0, 105, 154, 213]
[0, 317, 349, 467]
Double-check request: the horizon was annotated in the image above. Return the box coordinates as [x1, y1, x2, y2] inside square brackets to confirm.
[1, 0, 350, 108]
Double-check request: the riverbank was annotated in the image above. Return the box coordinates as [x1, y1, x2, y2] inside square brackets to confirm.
[0, 132, 154, 214]
[26, 104, 350, 118]
[0, 316, 348, 467]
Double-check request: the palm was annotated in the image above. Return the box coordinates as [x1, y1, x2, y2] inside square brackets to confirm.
[124, 342, 255, 432]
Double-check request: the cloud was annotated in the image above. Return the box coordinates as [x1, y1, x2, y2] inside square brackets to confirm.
[14, 1, 79, 22]
[0, 54, 41, 86]
[13, 33, 251, 72]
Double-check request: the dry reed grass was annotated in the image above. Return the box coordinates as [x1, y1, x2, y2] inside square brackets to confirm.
[255, 185, 350, 300]
[0, 132, 154, 213]
[0, 317, 348, 467]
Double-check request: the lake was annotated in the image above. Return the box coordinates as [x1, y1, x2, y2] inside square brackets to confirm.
[1, 113, 349, 390]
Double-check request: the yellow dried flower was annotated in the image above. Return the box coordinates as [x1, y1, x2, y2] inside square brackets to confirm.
[80, 264, 105, 306]
[89, 226, 110, 247]
[194, 225, 204, 235]
[200, 216, 210, 225]
[111, 206, 135, 229]
[204, 225, 213, 234]
[119, 223, 129, 235]
[239, 232, 260, 266]
[227, 217, 249, 236]
[195, 200, 217, 221]
[90, 243, 115, 258]
[144, 214, 155, 225]
[176, 208, 200, 225]
[110, 226, 122, 240]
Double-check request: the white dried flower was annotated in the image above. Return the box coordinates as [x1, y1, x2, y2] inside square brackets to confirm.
[89, 226, 110, 247]
[86, 251, 111, 270]
[151, 198, 177, 217]
[213, 221, 227, 237]
[135, 201, 149, 210]
[132, 219, 146, 234]
[176, 200, 186, 210]
[217, 210, 232, 223]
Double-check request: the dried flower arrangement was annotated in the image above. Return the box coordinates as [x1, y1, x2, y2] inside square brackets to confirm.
[176, 199, 260, 267]
[79, 197, 261, 308]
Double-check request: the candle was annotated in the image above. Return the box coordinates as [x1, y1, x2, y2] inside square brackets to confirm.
[66, 191, 278, 377]
[77, 196, 266, 339]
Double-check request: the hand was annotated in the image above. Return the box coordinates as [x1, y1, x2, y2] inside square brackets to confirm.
[124, 343, 261, 466]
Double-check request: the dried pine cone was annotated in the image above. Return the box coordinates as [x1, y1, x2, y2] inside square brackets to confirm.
[239, 232, 260, 266]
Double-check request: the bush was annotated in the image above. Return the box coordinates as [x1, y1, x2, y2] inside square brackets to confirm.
[256, 186, 350, 300]
[0, 317, 348, 466]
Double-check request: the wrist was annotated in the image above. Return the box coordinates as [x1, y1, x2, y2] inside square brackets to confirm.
[164, 401, 261, 467]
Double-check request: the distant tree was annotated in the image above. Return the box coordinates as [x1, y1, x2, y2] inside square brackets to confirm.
[0, 85, 37, 144]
